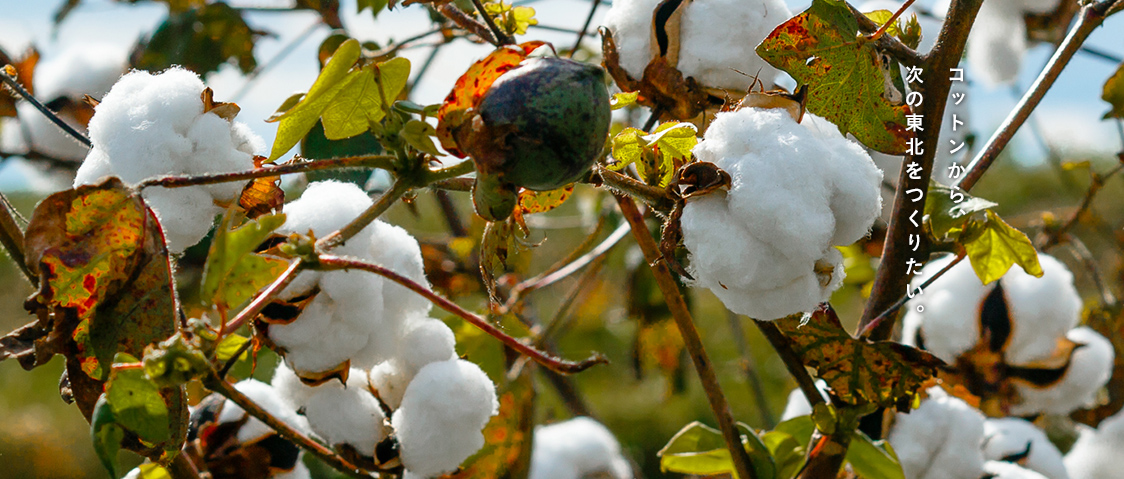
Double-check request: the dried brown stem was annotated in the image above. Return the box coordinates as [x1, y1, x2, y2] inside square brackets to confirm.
[1039, 162, 1124, 250]
[615, 194, 757, 479]
[316, 255, 608, 374]
[137, 155, 396, 191]
[858, 0, 983, 340]
[470, 0, 515, 46]
[754, 320, 825, 409]
[203, 368, 370, 479]
[957, 0, 1122, 192]
[437, 3, 501, 45]
[597, 167, 675, 213]
[504, 219, 630, 311]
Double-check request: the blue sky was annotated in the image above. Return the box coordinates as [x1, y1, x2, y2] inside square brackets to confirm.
[0, 0, 1120, 190]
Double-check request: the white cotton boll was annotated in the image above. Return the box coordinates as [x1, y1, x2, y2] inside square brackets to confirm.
[527, 417, 633, 479]
[368, 220, 433, 319]
[1009, 327, 1114, 416]
[1065, 409, 1124, 479]
[271, 361, 317, 411]
[365, 316, 458, 407]
[217, 379, 310, 444]
[142, 187, 222, 253]
[268, 293, 372, 374]
[985, 461, 1051, 479]
[303, 369, 391, 456]
[982, 418, 1069, 479]
[966, 0, 1029, 87]
[231, 121, 266, 156]
[601, 0, 791, 89]
[393, 359, 499, 478]
[888, 387, 987, 479]
[16, 103, 90, 162]
[681, 107, 882, 320]
[369, 361, 411, 410]
[902, 254, 1081, 365]
[74, 67, 258, 252]
[278, 181, 373, 239]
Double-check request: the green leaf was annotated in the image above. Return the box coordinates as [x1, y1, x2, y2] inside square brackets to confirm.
[863, 10, 903, 37]
[924, 183, 998, 242]
[848, 431, 905, 479]
[609, 127, 645, 171]
[91, 395, 124, 479]
[610, 91, 639, 110]
[963, 210, 1043, 285]
[378, 57, 412, 103]
[268, 38, 362, 160]
[1102, 62, 1124, 119]
[200, 211, 288, 310]
[215, 333, 251, 363]
[658, 421, 776, 479]
[774, 305, 944, 408]
[403, 119, 444, 157]
[267, 93, 306, 122]
[757, 0, 912, 154]
[761, 430, 805, 479]
[316, 57, 411, 141]
[106, 355, 171, 444]
[644, 121, 698, 187]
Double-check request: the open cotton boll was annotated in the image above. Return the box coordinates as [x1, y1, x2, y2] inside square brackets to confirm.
[982, 419, 1069, 479]
[1065, 408, 1124, 479]
[268, 292, 374, 374]
[216, 379, 310, 444]
[681, 107, 882, 320]
[1009, 327, 1114, 416]
[74, 67, 262, 252]
[888, 388, 987, 479]
[601, 0, 791, 89]
[302, 369, 391, 456]
[966, 0, 1027, 86]
[365, 315, 458, 408]
[902, 254, 1081, 364]
[985, 461, 1051, 479]
[271, 361, 317, 411]
[17, 44, 127, 162]
[527, 417, 633, 479]
[393, 359, 499, 478]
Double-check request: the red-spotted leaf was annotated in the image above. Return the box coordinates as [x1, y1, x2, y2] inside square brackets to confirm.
[774, 305, 944, 407]
[757, 0, 911, 154]
[21, 178, 178, 382]
[516, 184, 574, 215]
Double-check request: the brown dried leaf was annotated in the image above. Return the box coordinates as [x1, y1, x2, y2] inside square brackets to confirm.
[201, 87, 241, 121]
[239, 156, 284, 218]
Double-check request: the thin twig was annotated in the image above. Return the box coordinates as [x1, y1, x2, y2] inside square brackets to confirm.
[316, 255, 608, 374]
[203, 369, 370, 479]
[505, 219, 629, 310]
[536, 254, 607, 345]
[866, 0, 918, 41]
[137, 155, 396, 191]
[596, 167, 675, 212]
[727, 311, 776, 428]
[0, 192, 35, 286]
[470, 0, 515, 46]
[1063, 235, 1118, 307]
[167, 451, 203, 479]
[957, 0, 1121, 192]
[615, 195, 757, 479]
[568, 0, 602, 58]
[858, 254, 965, 339]
[437, 3, 500, 45]
[0, 67, 91, 148]
[1079, 45, 1124, 64]
[1039, 162, 1124, 250]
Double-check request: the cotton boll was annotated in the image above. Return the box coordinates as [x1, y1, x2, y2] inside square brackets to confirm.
[142, 187, 222, 253]
[393, 359, 499, 478]
[681, 107, 882, 320]
[216, 379, 310, 444]
[527, 417, 633, 479]
[985, 461, 1051, 479]
[1009, 327, 1114, 416]
[368, 220, 433, 319]
[268, 293, 371, 374]
[902, 254, 1081, 364]
[982, 418, 1069, 479]
[1065, 409, 1124, 479]
[966, 0, 1030, 86]
[888, 388, 987, 479]
[303, 369, 391, 456]
[601, 0, 791, 89]
[366, 316, 458, 407]
[369, 361, 411, 410]
[271, 361, 317, 412]
[74, 67, 259, 252]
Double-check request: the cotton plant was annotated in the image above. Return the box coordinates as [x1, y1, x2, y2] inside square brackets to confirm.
[1065, 408, 1124, 479]
[679, 106, 883, 320]
[982, 418, 1069, 479]
[903, 253, 1114, 416]
[73, 67, 265, 252]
